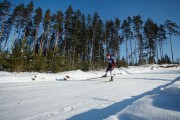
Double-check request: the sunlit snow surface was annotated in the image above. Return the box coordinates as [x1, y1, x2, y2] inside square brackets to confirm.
[0, 64, 179, 120]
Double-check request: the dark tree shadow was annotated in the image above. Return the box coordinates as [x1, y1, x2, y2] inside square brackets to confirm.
[120, 77, 173, 82]
[152, 88, 180, 112]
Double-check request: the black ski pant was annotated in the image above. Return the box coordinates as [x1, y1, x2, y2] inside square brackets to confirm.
[106, 63, 113, 72]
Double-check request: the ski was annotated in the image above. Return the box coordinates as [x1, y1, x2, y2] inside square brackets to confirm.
[85, 76, 112, 80]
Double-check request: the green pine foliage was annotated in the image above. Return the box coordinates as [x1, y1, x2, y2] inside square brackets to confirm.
[9, 45, 25, 72]
[116, 57, 128, 67]
[0, 50, 10, 70]
[158, 54, 171, 64]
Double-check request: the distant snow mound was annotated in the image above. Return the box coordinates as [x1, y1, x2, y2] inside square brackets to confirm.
[159, 86, 180, 95]
[158, 64, 179, 68]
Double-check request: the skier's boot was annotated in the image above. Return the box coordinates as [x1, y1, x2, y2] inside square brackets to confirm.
[109, 76, 113, 82]
[102, 74, 107, 77]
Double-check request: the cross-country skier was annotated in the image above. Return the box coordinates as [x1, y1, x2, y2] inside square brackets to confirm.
[102, 53, 115, 81]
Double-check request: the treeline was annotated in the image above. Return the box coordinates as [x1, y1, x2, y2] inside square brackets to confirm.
[0, 0, 179, 72]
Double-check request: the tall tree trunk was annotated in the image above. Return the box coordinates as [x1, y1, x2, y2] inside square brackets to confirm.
[126, 39, 128, 64]
[91, 26, 96, 66]
[54, 29, 59, 53]
[33, 25, 39, 55]
[0, 14, 7, 40]
[17, 27, 21, 40]
[22, 27, 27, 40]
[72, 37, 76, 68]
[22, 28, 27, 50]
[3, 25, 12, 51]
[159, 41, 162, 59]
[39, 31, 45, 56]
[116, 33, 120, 61]
[148, 48, 150, 63]
[156, 43, 159, 61]
[46, 24, 50, 56]
[104, 33, 107, 63]
[139, 45, 142, 64]
[91, 37, 94, 65]
[119, 45, 121, 61]
[11, 27, 18, 49]
[134, 38, 137, 64]
[63, 34, 67, 58]
[169, 34, 174, 63]
[130, 37, 133, 65]
[161, 41, 164, 57]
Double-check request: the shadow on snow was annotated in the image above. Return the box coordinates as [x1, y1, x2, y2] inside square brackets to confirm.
[120, 77, 174, 82]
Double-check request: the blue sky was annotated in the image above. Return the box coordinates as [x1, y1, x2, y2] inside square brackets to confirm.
[8, 0, 180, 60]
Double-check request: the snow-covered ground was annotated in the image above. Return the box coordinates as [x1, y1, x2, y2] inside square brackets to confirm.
[0, 64, 179, 120]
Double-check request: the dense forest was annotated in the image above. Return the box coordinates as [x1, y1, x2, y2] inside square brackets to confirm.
[0, 0, 179, 72]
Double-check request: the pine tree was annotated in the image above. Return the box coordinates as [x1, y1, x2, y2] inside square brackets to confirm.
[91, 12, 103, 68]
[10, 4, 25, 49]
[104, 20, 110, 58]
[165, 20, 179, 63]
[40, 9, 51, 56]
[80, 14, 87, 63]
[22, 1, 33, 40]
[86, 14, 93, 64]
[127, 16, 133, 65]
[53, 10, 63, 53]
[144, 19, 158, 63]
[121, 19, 129, 64]
[33, 7, 42, 54]
[132, 15, 144, 64]
[64, 5, 74, 67]
[119, 35, 125, 61]
[2, 17, 12, 51]
[157, 24, 166, 59]
[0, 0, 11, 47]
[105, 20, 113, 56]
[105, 19, 120, 60]
[72, 9, 82, 68]
[0, 0, 12, 51]
[114, 18, 121, 60]
[95, 19, 104, 68]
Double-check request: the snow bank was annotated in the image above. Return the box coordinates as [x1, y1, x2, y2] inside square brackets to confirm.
[0, 64, 178, 83]
[105, 83, 180, 120]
